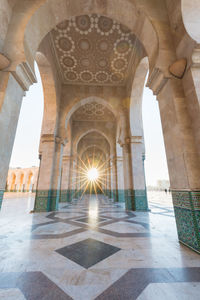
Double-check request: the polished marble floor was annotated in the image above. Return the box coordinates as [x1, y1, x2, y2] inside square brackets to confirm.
[0, 192, 200, 299]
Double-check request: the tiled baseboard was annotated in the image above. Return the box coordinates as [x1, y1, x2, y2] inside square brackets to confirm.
[172, 190, 200, 254]
[124, 189, 148, 211]
[0, 189, 4, 209]
[34, 190, 58, 212]
[34, 188, 149, 212]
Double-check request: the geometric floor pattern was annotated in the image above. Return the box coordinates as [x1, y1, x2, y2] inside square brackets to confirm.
[0, 191, 200, 300]
[56, 238, 121, 268]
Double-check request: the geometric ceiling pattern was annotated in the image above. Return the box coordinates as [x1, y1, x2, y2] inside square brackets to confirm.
[51, 14, 137, 86]
[82, 147, 106, 164]
[72, 101, 115, 121]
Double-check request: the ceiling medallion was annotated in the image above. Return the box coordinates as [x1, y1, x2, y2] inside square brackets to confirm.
[64, 70, 78, 81]
[74, 15, 93, 35]
[78, 38, 91, 51]
[111, 57, 128, 72]
[80, 57, 90, 67]
[95, 71, 109, 83]
[55, 35, 75, 53]
[96, 16, 115, 36]
[114, 37, 131, 56]
[98, 58, 108, 68]
[60, 54, 77, 69]
[97, 39, 110, 52]
[80, 71, 93, 82]
[110, 72, 123, 82]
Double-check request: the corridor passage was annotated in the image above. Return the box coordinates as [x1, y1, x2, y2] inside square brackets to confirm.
[0, 192, 200, 299]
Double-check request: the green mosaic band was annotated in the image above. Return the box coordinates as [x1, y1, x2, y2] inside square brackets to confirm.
[124, 189, 135, 210]
[124, 189, 148, 211]
[134, 189, 149, 211]
[0, 189, 4, 210]
[34, 188, 148, 212]
[60, 190, 68, 202]
[117, 190, 125, 202]
[172, 190, 200, 254]
[112, 190, 118, 202]
[34, 190, 58, 212]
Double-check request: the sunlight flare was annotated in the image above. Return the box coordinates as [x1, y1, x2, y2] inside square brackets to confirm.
[87, 167, 99, 182]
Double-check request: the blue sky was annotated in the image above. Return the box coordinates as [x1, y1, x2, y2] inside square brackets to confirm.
[9, 64, 169, 186]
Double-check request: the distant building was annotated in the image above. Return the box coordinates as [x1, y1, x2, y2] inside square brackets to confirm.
[6, 167, 39, 192]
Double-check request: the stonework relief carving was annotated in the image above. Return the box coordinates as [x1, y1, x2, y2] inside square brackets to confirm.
[51, 14, 136, 85]
[72, 101, 115, 121]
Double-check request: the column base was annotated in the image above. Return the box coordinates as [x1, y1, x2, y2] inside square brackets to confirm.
[0, 189, 4, 210]
[60, 190, 68, 202]
[34, 190, 58, 212]
[118, 190, 125, 203]
[134, 189, 149, 211]
[172, 190, 200, 254]
[62, 189, 89, 201]
[123, 189, 149, 211]
[112, 190, 118, 202]
[104, 189, 112, 199]
[124, 189, 135, 210]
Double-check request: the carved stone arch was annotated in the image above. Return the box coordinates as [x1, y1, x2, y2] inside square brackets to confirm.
[64, 96, 117, 130]
[36, 51, 57, 136]
[74, 129, 111, 154]
[129, 56, 149, 138]
[10, 172, 17, 191]
[79, 144, 109, 159]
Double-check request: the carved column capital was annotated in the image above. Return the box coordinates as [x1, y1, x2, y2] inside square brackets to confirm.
[192, 48, 200, 68]
[146, 67, 169, 96]
[41, 134, 55, 143]
[12, 62, 37, 92]
[116, 156, 123, 162]
[130, 136, 143, 144]
[62, 155, 71, 162]
[55, 136, 68, 145]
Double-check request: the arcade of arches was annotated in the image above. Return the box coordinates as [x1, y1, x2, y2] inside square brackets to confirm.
[6, 167, 38, 192]
[0, 0, 200, 299]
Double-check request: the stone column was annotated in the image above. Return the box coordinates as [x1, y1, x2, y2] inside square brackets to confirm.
[0, 73, 25, 208]
[147, 69, 200, 253]
[116, 156, 125, 203]
[106, 158, 112, 199]
[34, 134, 56, 211]
[71, 158, 77, 199]
[122, 142, 135, 210]
[111, 157, 118, 202]
[50, 136, 65, 209]
[68, 156, 75, 202]
[119, 109, 135, 210]
[130, 136, 148, 210]
[34, 135, 65, 211]
[60, 155, 70, 202]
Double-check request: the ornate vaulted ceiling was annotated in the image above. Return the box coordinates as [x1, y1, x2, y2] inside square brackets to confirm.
[72, 101, 115, 121]
[82, 147, 106, 163]
[50, 14, 138, 86]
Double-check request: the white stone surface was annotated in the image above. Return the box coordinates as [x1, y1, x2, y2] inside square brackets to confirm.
[0, 289, 25, 300]
[138, 282, 200, 300]
[101, 221, 148, 233]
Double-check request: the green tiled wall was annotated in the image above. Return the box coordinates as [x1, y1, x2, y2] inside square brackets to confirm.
[172, 190, 200, 254]
[0, 189, 4, 210]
